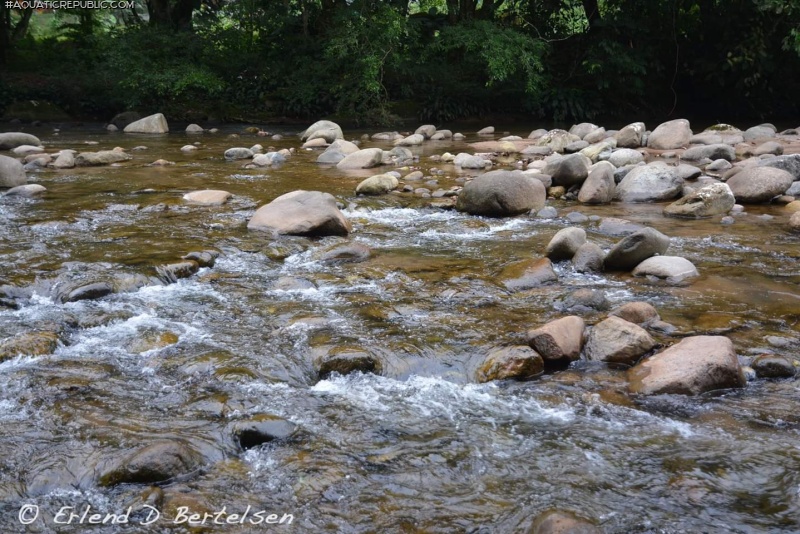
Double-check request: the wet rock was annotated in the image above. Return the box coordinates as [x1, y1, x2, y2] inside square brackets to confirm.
[647, 119, 692, 149]
[682, 143, 735, 161]
[628, 336, 745, 395]
[388, 146, 414, 165]
[500, 258, 557, 291]
[529, 510, 601, 534]
[180, 145, 198, 153]
[230, 415, 297, 449]
[356, 173, 399, 195]
[569, 122, 598, 140]
[110, 111, 141, 129]
[572, 242, 605, 273]
[615, 122, 646, 148]
[663, 182, 735, 218]
[4, 184, 46, 198]
[317, 149, 346, 164]
[543, 153, 590, 187]
[415, 124, 437, 139]
[784, 200, 800, 212]
[123, 113, 169, 134]
[476, 345, 544, 382]
[536, 206, 558, 219]
[337, 148, 384, 169]
[616, 164, 683, 202]
[565, 212, 588, 223]
[0, 132, 41, 150]
[536, 129, 581, 152]
[394, 133, 425, 146]
[557, 288, 610, 313]
[455, 170, 546, 217]
[0, 156, 28, 187]
[632, 256, 699, 283]
[185, 123, 204, 133]
[224, 147, 254, 160]
[585, 316, 656, 365]
[248, 190, 351, 236]
[545, 227, 586, 261]
[129, 331, 179, 353]
[98, 440, 200, 486]
[577, 161, 616, 204]
[300, 120, 343, 143]
[182, 190, 231, 205]
[315, 242, 371, 264]
[317, 346, 382, 378]
[564, 140, 589, 153]
[756, 153, 800, 180]
[706, 159, 732, 172]
[74, 150, 131, 166]
[182, 250, 218, 268]
[272, 276, 316, 291]
[609, 302, 660, 325]
[603, 227, 670, 271]
[597, 217, 644, 236]
[526, 316, 585, 364]
[156, 261, 199, 283]
[0, 331, 59, 362]
[751, 354, 796, 379]
[477, 126, 495, 135]
[726, 166, 794, 203]
[66, 282, 114, 302]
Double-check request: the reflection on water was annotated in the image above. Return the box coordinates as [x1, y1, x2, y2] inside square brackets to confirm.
[0, 125, 798, 532]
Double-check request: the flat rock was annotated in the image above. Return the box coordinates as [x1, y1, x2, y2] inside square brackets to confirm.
[4, 184, 46, 197]
[609, 302, 660, 325]
[756, 154, 800, 180]
[248, 190, 351, 237]
[75, 150, 132, 166]
[183, 190, 232, 205]
[682, 143, 735, 161]
[230, 415, 297, 449]
[317, 346, 381, 378]
[98, 440, 200, 486]
[628, 336, 745, 395]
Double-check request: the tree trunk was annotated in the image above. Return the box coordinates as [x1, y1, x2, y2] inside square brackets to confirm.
[581, 0, 601, 30]
[146, 0, 198, 30]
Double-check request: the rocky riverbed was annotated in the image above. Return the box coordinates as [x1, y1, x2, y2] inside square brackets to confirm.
[0, 117, 798, 533]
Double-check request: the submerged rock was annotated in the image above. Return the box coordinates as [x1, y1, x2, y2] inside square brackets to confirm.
[628, 336, 745, 395]
[0, 331, 59, 362]
[4, 184, 45, 198]
[529, 510, 601, 534]
[317, 346, 382, 378]
[315, 242, 371, 264]
[500, 258, 557, 291]
[476, 345, 544, 382]
[98, 440, 200, 486]
[248, 191, 350, 237]
[230, 415, 297, 450]
[224, 147, 254, 160]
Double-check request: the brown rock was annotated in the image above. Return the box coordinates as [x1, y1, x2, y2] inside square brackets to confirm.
[529, 510, 601, 534]
[628, 336, 745, 395]
[476, 346, 544, 382]
[526, 316, 585, 363]
[609, 302, 660, 325]
[585, 316, 655, 365]
[500, 258, 557, 291]
[248, 190, 351, 237]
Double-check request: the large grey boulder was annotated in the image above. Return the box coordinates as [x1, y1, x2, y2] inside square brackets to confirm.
[756, 154, 800, 180]
[632, 256, 699, 283]
[224, 147, 254, 160]
[526, 316, 585, 364]
[663, 182, 735, 218]
[247, 190, 351, 236]
[0, 155, 26, 188]
[726, 166, 794, 203]
[572, 242, 605, 273]
[615, 122, 646, 148]
[0, 132, 41, 150]
[578, 161, 616, 204]
[336, 148, 384, 170]
[743, 125, 775, 142]
[455, 170, 546, 217]
[616, 164, 683, 202]
[75, 150, 132, 166]
[414, 124, 436, 139]
[543, 153, 590, 187]
[123, 113, 169, 134]
[628, 336, 745, 395]
[52, 150, 75, 169]
[604, 227, 670, 271]
[394, 134, 425, 146]
[300, 120, 343, 143]
[585, 316, 655, 365]
[454, 153, 490, 169]
[682, 143, 735, 161]
[569, 122, 599, 140]
[545, 227, 586, 261]
[647, 119, 692, 149]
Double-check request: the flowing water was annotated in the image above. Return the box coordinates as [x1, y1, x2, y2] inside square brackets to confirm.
[0, 126, 798, 533]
